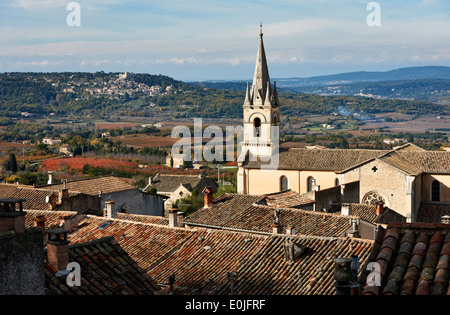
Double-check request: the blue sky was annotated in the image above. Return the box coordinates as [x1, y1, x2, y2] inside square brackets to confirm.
[0, 0, 449, 81]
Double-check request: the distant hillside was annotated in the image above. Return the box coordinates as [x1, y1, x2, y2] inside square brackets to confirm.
[0, 72, 448, 122]
[191, 66, 450, 105]
[275, 66, 450, 87]
[285, 79, 450, 105]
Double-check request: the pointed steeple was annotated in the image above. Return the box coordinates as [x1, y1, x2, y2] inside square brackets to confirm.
[251, 23, 271, 106]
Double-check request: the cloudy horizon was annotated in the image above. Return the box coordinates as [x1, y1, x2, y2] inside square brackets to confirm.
[0, 0, 449, 81]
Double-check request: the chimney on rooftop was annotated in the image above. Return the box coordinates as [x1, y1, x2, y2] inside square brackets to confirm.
[441, 215, 450, 225]
[104, 201, 116, 219]
[168, 209, 179, 228]
[58, 188, 69, 204]
[341, 204, 352, 216]
[347, 218, 361, 238]
[47, 194, 57, 210]
[334, 258, 353, 296]
[286, 225, 296, 236]
[376, 201, 384, 216]
[0, 199, 26, 234]
[48, 171, 54, 185]
[272, 223, 281, 235]
[34, 215, 46, 234]
[46, 228, 70, 272]
[203, 186, 214, 208]
[177, 212, 185, 228]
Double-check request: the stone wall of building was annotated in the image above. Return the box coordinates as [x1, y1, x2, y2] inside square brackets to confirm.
[343, 159, 414, 220]
[422, 174, 450, 202]
[0, 227, 45, 295]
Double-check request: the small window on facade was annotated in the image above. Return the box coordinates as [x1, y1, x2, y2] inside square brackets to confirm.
[280, 176, 289, 192]
[432, 180, 440, 202]
[254, 118, 261, 138]
[307, 177, 316, 192]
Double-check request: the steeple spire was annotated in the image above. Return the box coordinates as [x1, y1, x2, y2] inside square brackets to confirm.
[250, 23, 271, 106]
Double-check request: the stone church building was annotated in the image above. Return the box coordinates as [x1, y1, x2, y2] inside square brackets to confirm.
[237, 28, 450, 223]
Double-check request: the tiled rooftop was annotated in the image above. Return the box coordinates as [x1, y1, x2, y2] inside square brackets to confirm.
[263, 190, 315, 208]
[25, 210, 375, 295]
[417, 203, 450, 223]
[116, 212, 169, 226]
[146, 174, 217, 193]
[0, 185, 80, 211]
[244, 148, 388, 171]
[360, 222, 450, 295]
[150, 232, 374, 295]
[218, 204, 355, 237]
[45, 237, 161, 295]
[43, 176, 136, 196]
[183, 194, 402, 238]
[330, 203, 406, 225]
[339, 145, 450, 176]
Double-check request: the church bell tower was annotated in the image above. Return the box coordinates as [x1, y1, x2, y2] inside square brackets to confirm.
[240, 25, 281, 160]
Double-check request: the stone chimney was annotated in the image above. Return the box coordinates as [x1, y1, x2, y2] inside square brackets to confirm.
[347, 218, 361, 238]
[46, 228, 70, 272]
[341, 204, 352, 216]
[0, 199, 26, 234]
[34, 215, 46, 233]
[47, 194, 57, 210]
[168, 209, 179, 228]
[272, 223, 280, 235]
[47, 171, 54, 185]
[286, 225, 296, 236]
[203, 186, 214, 208]
[334, 258, 354, 295]
[177, 212, 185, 228]
[58, 188, 69, 204]
[376, 201, 384, 216]
[104, 201, 116, 219]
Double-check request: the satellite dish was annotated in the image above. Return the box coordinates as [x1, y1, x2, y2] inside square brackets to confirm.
[45, 196, 50, 204]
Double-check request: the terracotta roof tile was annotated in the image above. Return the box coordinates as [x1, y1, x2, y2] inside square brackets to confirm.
[244, 148, 388, 171]
[26, 210, 375, 295]
[45, 237, 161, 295]
[263, 190, 315, 208]
[43, 176, 136, 196]
[418, 203, 450, 223]
[361, 223, 450, 295]
[146, 174, 217, 193]
[184, 194, 356, 238]
[116, 213, 169, 226]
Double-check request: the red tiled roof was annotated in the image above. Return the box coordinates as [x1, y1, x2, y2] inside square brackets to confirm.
[150, 231, 374, 295]
[45, 237, 161, 295]
[221, 205, 355, 238]
[263, 190, 315, 208]
[417, 203, 450, 223]
[43, 176, 136, 196]
[360, 222, 450, 295]
[25, 211, 375, 295]
[183, 193, 265, 227]
[183, 195, 384, 238]
[0, 185, 80, 211]
[244, 148, 388, 171]
[116, 213, 169, 226]
[25, 210, 78, 230]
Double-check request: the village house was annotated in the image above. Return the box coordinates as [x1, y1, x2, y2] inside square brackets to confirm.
[42, 138, 62, 146]
[42, 176, 166, 217]
[144, 174, 218, 211]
